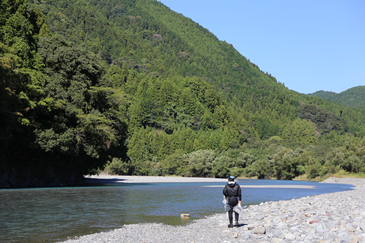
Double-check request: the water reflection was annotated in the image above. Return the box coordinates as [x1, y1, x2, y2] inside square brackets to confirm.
[0, 179, 353, 243]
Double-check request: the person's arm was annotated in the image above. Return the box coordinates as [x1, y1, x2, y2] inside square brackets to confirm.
[237, 184, 242, 203]
[223, 185, 227, 197]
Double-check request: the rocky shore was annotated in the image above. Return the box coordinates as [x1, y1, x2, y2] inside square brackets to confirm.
[60, 177, 365, 243]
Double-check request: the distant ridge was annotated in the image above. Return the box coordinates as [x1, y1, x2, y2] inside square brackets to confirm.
[309, 86, 365, 108]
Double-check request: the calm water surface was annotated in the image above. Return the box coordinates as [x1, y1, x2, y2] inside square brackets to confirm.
[0, 179, 353, 243]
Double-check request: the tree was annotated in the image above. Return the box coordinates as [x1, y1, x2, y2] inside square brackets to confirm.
[160, 149, 185, 175]
[180, 88, 195, 115]
[282, 118, 318, 144]
[252, 159, 272, 179]
[158, 132, 172, 160]
[184, 150, 215, 177]
[236, 152, 254, 168]
[35, 35, 128, 178]
[204, 85, 219, 111]
[129, 97, 150, 130]
[212, 156, 233, 178]
[128, 127, 147, 164]
[272, 147, 308, 180]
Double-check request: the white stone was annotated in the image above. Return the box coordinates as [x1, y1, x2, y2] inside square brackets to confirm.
[284, 233, 295, 240]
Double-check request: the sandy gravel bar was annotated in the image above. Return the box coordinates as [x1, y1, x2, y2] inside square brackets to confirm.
[60, 177, 365, 243]
[84, 175, 314, 188]
[84, 174, 228, 183]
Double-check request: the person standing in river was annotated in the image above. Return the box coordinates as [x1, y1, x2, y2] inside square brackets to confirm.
[223, 175, 242, 228]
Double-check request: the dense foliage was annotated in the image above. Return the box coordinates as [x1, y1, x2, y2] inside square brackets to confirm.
[0, 0, 128, 186]
[1, 0, 365, 186]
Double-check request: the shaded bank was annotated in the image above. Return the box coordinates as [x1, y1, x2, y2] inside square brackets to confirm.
[0, 170, 84, 188]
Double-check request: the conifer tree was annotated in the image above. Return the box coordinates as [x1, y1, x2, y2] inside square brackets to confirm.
[183, 128, 195, 153]
[121, 62, 129, 85]
[158, 132, 172, 160]
[180, 88, 196, 116]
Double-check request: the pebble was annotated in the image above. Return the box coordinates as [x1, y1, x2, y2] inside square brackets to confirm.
[59, 177, 365, 243]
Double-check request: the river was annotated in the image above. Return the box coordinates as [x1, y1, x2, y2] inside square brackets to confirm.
[0, 179, 353, 242]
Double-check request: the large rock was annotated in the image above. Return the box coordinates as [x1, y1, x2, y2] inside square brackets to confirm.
[284, 233, 295, 240]
[254, 226, 266, 234]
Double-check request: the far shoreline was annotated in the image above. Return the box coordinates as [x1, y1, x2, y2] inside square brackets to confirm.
[83, 174, 336, 189]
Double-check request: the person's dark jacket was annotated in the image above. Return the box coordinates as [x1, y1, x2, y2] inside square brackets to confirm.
[223, 182, 242, 206]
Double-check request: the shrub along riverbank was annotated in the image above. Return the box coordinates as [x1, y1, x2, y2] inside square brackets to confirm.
[104, 135, 365, 181]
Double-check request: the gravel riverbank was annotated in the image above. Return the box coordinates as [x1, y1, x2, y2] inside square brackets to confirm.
[60, 177, 365, 243]
[84, 174, 228, 183]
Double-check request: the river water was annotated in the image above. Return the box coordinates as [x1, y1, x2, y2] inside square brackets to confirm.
[0, 179, 353, 243]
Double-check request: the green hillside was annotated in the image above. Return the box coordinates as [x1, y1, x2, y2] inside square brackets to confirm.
[1, 0, 365, 187]
[310, 91, 337, 100]
[310, 86, 365, 108]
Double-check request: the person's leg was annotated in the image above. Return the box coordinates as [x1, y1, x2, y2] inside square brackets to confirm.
[234, 211, 239, 226]
[228, 204, 234, 227]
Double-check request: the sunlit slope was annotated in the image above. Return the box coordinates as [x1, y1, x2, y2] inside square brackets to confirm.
[32, 0, 365, 137]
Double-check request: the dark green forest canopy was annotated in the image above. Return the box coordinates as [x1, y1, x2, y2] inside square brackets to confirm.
[0, 0, 128, 187]
[1, 0, 365, 187]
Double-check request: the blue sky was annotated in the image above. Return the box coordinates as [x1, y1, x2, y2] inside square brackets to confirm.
[158, 0, 365, 94]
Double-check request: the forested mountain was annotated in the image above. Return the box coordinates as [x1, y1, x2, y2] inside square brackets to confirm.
[310, 86, 365, 108]
[1, 0, 365, 187]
